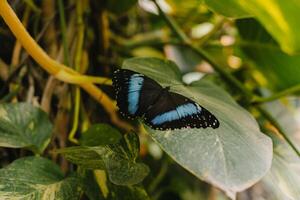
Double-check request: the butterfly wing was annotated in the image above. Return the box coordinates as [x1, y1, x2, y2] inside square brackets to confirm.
[144, 91, 219, 130]
[112, 69, 163, 118]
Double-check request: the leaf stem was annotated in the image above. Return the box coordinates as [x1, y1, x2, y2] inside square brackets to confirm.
[189, 45, 253, 99]
[252, 84, 300, 103]
[57, 0, 70, 66]
[152, 0, 190, 44]
[148, 160, 168, 193]
[68, 0, 85, 144]
[0, 0, 109, 85]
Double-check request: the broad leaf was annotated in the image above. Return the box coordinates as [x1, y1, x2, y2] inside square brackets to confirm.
[0, 156, 82, 200]
[105, 156, 149, 186]
[81, 170, 150, 200]
[81, 170, 105, 200]
[204, 0, 300, 54]
[110, 185, 150, 200]
[262, 146, 300, 200]
[55, 146, 106, 169]
[249, 100, 300, 199]
[204, 0, 250, 18]
[80, 123, 122, 146]
[237, 18, 300, 90]
[122, 57, 273, 199]
[0, 103, 52, 154]
[262, 99, 300, 149]
[58, 133, 149, 186]
[106, 132, 149, 185]
[110, 131, 140, 161]
[239, 139, 300, 200]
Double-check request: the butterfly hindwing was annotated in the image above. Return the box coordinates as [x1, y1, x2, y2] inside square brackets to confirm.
[144, 92, 219, 130]
[112, 69, 162, 118]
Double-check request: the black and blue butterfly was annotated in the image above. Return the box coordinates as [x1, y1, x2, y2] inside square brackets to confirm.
[112, 69, 219, 130]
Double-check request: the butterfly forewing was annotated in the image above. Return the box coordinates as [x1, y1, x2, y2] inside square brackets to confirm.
[112, 69, 162, 119]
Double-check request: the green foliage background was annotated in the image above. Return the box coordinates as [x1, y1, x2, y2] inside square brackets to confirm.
[1, 0, 300, 199]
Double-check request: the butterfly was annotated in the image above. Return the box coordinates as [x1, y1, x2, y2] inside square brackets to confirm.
[112, 69, 219, 130]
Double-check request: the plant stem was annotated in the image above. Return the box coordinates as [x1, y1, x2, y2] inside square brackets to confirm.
[252, 84, 300, 103]
[68, 0, 85, 144]
[0, 0, 132, 131]
[148, 161, 168, 193]
[0, 0, 109, 84]
[189, 45, 253, 99]
[257, 106, 300, 157]
[0, 85, 20, 102]
[57, 0, 70, 66]
[152, 0, 190, 44]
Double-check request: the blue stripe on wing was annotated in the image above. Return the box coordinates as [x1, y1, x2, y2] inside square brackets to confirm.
[128, 74, 144, 114]
[151, 103, 201, 125]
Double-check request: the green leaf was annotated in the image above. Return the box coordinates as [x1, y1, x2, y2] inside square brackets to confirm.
[204, 0, 250, 18]
[80, 170, 105, 200]
[262, 99, 300, 149]
[261, 145, 300, 200]
[110, 185, 150, 200]
[237, 18, 300, 90]
[105, 155, 149, 186]
[166, 0, 205, 20]
[240, 137, 300, 200]
[122, 57, 273, 199]
[106, 132, 149, 185]
[81, 170, 150, 200]
[204, 0, 300, 54]
[58, 133, 149, 186]
[80, 123, 122, 146]
[0, 156, 82, 200]
[0, 103, 52, 154]
[55, 146, 106, 169]
[110, 131, 140, 161]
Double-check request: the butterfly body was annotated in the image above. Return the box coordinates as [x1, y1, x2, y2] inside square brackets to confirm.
[112, 69, 219, 130]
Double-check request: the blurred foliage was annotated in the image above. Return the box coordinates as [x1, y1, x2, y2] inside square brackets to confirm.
[237, 18, 300, 91]
[0, 0, 300, 200]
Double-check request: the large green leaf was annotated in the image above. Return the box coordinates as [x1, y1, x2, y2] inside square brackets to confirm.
[262, 145, 300, 200]
[204, 0, 250, 18]
[55, 146, 106, 169]
[249, 100, 300, 199]
[239, 138, 300, 200]
[237, 18, 300, 90]
[80, 123, 122, 146]
[122, 57, 273, 199]
[0, 156, 82, 200]
[81, 170, 150, 200]
[0, 103, 53, 154]
[57, 132, 149, 186]
[204, 0, 300, 54]
[109, 185, 150, 200]
[262, 99, 300, 149]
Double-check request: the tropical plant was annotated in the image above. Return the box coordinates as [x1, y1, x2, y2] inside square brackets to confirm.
[0, 0, 299, 199]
